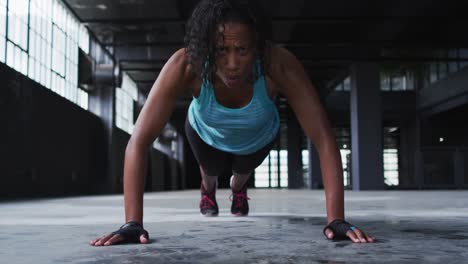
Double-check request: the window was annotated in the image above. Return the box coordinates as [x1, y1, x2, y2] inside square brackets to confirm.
[116, 73, 138, 134]
[381, 66, 415, 91]
[77, 88, 88, 110]
[384, 149, 399, 186]
[334, 83, 344, 91]
[438, 62, 447, 80]
[302, 149, 309, 188]
[448, 49, 459, 73]
[7, 0, 29, 50]
[254, 154, 270, 188]
[380, 73, 391, 91]
[340, 149, 351, 187]
[343, 76, 351, 91]
[0, 0, 90, 108]
[255, 150, 288, 188]
[79, 25, 89, 54]
[0, 1, 6, 63]
[424, 48, 468, 87]
[28, 0, 53, 88]
[5, 0, 29, 75]
[459, 49, 468, 69]
[334, 76, 351, 92]
[52, 25, 66, 77]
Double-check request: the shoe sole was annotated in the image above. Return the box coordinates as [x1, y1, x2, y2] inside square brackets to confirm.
[232, 213, 248, 217]
[201, 210, 219, 217]
[202, 213, 218, 217]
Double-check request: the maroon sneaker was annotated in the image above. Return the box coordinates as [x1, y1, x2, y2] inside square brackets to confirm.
[200, 184, 218, 217]
[230, 186, 250, 216]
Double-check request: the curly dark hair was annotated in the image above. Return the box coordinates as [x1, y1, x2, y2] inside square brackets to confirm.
[184, 0, 272, 83]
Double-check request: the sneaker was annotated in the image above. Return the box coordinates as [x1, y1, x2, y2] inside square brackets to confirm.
[200, 183, 219, 217]
[230, 185, 250, 216]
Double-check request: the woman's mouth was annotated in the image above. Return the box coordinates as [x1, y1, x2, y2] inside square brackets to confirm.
[226, 76, 239, 86]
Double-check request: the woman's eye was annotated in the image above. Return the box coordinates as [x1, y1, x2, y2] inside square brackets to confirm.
[217, 47, 226, 53]
[238, 47, 247, 54]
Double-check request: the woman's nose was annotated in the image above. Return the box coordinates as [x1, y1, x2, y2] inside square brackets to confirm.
[225, 52, 239, 70]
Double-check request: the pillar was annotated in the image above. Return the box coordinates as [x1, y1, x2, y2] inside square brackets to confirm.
[350, 63, 384, 190]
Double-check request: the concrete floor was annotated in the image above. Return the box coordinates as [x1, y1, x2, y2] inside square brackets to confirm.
[1, 189, 467, 264]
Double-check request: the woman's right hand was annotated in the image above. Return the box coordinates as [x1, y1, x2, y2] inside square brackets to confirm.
[89, 221, 149, 246]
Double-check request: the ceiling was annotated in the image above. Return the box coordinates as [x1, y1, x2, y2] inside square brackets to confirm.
[63, 0, 468, 100]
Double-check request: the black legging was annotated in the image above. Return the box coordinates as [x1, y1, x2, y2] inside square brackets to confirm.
[185, 117, 277, 176]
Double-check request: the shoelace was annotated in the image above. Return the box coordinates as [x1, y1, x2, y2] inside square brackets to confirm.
[200, 194, 216, 209]
[230, 192, 250, 208]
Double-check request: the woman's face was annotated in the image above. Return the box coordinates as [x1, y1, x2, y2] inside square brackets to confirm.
[215, 22, 256, 89]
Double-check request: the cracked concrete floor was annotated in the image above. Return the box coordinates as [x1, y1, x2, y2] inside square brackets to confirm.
[1, 189, 468, 263]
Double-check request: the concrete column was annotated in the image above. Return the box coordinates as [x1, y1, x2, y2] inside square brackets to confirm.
[88, 84, 115, 193]
[399, 114, 420, 189]
[307, 139, 323, 189]
[350, 63, 384, 190]
[398, 123, 411, 187]
[414, 71, 424, 189]
[413, 117, 424, 189]
[287, 113, 304, 189]
[464, 151, 468, 186]
[454, 148, 464, 188]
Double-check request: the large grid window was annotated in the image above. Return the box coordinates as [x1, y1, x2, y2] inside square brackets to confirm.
[116, 72, 138, 134]
[384, 149, 399, 186]
[52, 25, 65, 76]
[64, 9, 79, 103]
[0, 0, 6, 63]
[301, 126, 398, 189]
[335, 69, 415, 92]
[8, 0, 28, 50]
[334, 76, 351, 91]
[301, 149, 309, 187]
[380, 71, 415, 91]
[301, 149, 350, 188]
[338, 148, 397, 188]
[1, 0, 90, 110]
[6, 0, 29, 75]
[78, 24, 89, 54]
[340, 148, 351, 187]
[335, 50, 468, 92]
[255, 150, 288, 188]
[29, 0, 53, 88]
[425, 48, 468, 87]
[254, 155, 270, 187]
[459, 49, 468, 69]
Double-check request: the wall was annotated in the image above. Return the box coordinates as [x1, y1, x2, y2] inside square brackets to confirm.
[0, 63, 107, 198]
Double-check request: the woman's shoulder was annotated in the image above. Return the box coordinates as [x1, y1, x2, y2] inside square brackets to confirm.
[265, 45, 305, 82]
[263, 45, 302, 96]
[169, 48, 196, 77]
[167, 48, 202, 89]
[266, 45, 297, 72]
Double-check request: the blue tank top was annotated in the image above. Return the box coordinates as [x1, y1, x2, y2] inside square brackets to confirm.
[188, 62, 280, 155]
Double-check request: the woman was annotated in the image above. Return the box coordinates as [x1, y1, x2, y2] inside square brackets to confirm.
[90, 0, 375, 246]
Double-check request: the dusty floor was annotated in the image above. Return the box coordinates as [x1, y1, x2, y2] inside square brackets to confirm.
[1, 189, 467, 263]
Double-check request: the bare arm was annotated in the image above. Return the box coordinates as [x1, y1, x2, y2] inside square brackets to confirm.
[90, 48, 196, 246]
[268, 46, 375, 243]
[123, 48, 196, 225]
[268, 46, 344, 223]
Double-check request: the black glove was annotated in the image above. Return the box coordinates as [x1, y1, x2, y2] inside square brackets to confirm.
[111, 221, 149, 243]
[323, 219, 356, 240]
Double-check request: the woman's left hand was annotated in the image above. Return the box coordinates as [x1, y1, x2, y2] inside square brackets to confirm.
[323, 219, 375, 243]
